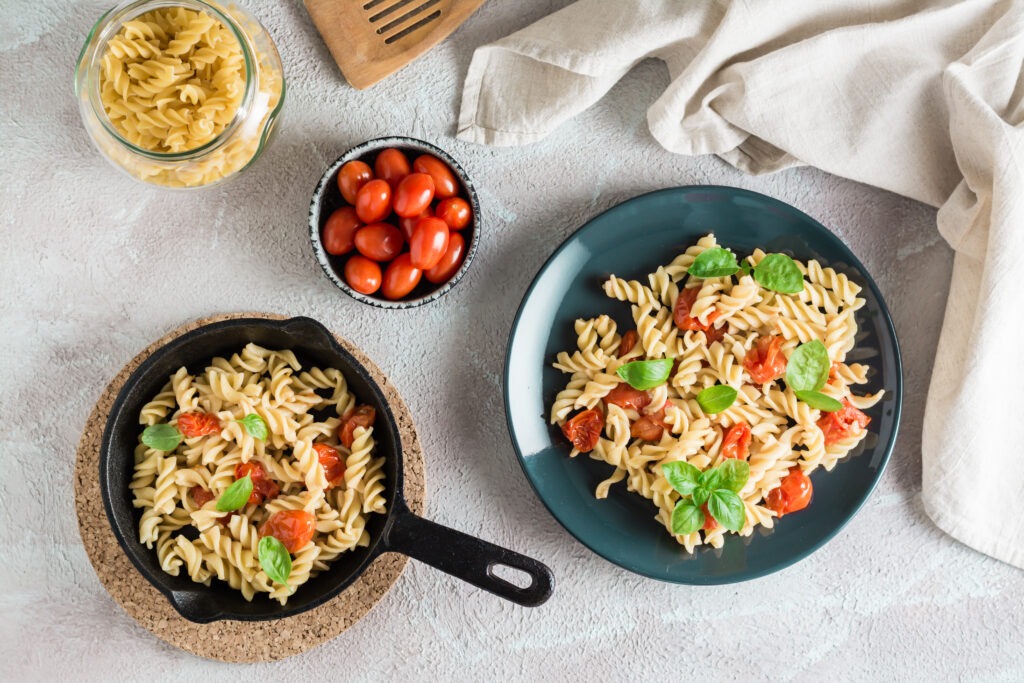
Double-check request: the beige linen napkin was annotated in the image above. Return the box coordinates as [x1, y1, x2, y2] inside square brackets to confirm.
[459, 0, 1024, 567]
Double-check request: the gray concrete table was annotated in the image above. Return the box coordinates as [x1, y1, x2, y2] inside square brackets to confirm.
[2, 1, 1019, 680]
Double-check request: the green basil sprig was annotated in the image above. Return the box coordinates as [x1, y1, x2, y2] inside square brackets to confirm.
[785, 340, 840, 412]
[236, 413, 268, 440]
[752, 253, 804, 294]
[688, 248, 740, 278]
[696, 384, 737, 414]
[216, 474, 253, 512]
[258, 536, 292, 585]
[616, 358, 674, 391]
[662, 459, 749, 534]
[141, 424, 183, 451]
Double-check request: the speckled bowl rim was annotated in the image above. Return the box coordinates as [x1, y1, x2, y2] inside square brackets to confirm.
[504, 185, 903, 585]
[308, 136, 481, 309]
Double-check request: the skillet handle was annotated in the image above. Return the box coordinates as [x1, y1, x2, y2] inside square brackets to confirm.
[381, 506, 554, 607]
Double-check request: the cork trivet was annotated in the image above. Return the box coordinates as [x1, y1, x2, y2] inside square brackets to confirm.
[74, 312, 425, 662]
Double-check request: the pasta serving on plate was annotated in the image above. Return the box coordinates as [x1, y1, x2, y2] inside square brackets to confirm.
[549, 234, 882, 552]
[132, 344, 385, 604]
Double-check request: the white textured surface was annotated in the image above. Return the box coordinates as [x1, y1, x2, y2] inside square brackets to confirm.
[2, 1, 1021, 680]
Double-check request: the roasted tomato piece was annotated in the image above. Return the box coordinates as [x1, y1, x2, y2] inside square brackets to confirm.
[618, 330, 639, 358]
[190, 485, 215, 508]
[339, 405, 377, 448]
[630, 416, 664, 442]
[674, 287, 721, 334]
[177, 412, 221, 438]
[260, 509, 316, 554]
[816, 398, 870, 447]
[701, 503, 718, 532]
[744, 335, 787, 384]
[765, 467, 813, 517]
[312, 442, 346, 488]
[561, 408, 603, 453]
[603, 384, 651, 412]
[235, 461, 280, 504]
[721, 422, 752, 460]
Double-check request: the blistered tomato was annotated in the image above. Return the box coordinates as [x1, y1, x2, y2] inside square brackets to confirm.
[261, 509, 316, 554]
[561, 409, 603, 453]
[312, 443, 345, 488]
[339, 405, 377, 448]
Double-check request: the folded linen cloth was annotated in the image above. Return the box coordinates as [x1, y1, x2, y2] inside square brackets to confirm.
[459, 0, 1024, 568]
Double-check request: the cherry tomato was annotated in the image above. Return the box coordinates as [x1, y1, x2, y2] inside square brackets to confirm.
[828, 361, 841, 385]
[374, 148, 410, 188]
[344, 255, 382, 295]
[355, 179, 392, 224]
[177, 412, 221, 438]
[604, 384, 651, 412]
[412, 154, 459, 199]
[424, 232, 466, 284]
[701, 503, 718, 531]
[398, 208, 432, 243]
[409, 217, 450, 270]
[235, 461, 280, 504]
[630, 416, 664, 442]
[816, 399, 870, 447]
[765, 467, 813, 517]
[744, 335, 787, 384]
[434, 197, 472, 231]
[673, 287, 722, 337]
[339, 404, 377, 448]
[354, 223, 404, 262]
[337, 160, 373, 204]
[721, 422, 752, 460]
[381, 253, 423, 300]
[322, 206, 362, 256]
[393, 173, 435, 218]
[561, 408, 603, 453]
[190, 485, 214, 507]
[618, 330, 639, 358]
[260, 509, 316, 554]
[312, 443, 345, 488]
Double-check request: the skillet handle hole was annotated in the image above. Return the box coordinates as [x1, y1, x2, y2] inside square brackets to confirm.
[487, 563, 535, 590]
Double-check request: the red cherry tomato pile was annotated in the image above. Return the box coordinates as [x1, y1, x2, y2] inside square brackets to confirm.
[323, 147, 473, 300]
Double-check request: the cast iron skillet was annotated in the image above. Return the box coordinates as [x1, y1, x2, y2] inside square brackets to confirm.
[100, 316, 554, 622]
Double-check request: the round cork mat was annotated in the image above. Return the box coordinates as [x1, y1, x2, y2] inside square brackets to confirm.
[74, 312, 425, 662]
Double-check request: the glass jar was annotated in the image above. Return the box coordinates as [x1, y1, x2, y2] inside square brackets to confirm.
[74, 0, 285, 189]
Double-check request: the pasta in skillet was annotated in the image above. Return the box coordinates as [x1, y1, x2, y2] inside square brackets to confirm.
[550, 234, 882, 552]
[133, 344, 385, 604]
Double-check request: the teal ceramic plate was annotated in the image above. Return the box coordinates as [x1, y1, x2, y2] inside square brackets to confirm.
[504, 186, 902, 584]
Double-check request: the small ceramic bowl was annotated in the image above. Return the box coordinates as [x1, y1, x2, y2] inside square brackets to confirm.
[309, 137, 480, 309]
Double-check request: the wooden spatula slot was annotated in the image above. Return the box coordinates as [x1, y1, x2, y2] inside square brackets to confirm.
[305, 0, 485, 89]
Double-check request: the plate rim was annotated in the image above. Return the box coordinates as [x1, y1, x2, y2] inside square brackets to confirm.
[503, 184, 903, 584]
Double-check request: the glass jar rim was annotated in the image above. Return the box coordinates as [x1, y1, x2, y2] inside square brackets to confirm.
[75, 0, 257, 162]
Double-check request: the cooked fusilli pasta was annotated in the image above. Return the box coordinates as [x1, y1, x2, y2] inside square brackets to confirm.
[550, 234, 882, 551]
[133, 344, 386, 604]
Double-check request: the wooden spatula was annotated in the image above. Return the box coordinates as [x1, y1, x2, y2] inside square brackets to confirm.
[305, 0, 486, 90]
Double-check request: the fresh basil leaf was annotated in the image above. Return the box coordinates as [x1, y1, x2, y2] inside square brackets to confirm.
[708, 489, 746, 532]
[716, 459, 750, 493]
[616, 358, 674, 391]
[753, 253, 804, 294]
[699, 466, 723, 492]
[794, 390, 843, 412]
[739, 261, 753, 277]
[216, 474, 253, 512]
[258, 535, 292, 585]
[785, 340, 831, 392]
[696, 384, 738, 414]
[670, 500, 705, 536]
[237, 413, 269, 440]
[691, 485, 711, 506]
[688, 247, 740, 278]
[141, 423, 182, 451]
[661, 461, 701, 497]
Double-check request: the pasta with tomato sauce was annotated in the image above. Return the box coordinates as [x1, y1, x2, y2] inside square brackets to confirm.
[133, 343, 385, 604]
[550, 234, 882, 552]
